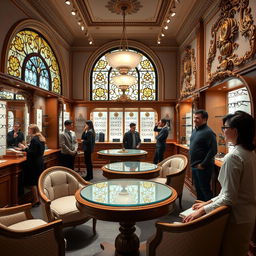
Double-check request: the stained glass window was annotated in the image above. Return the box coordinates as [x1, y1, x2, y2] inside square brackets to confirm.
[7, 30, 61, 94]
[91, 49, 157, 101]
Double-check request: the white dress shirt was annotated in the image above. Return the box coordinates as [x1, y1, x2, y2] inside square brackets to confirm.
[204, 145, 256, 224]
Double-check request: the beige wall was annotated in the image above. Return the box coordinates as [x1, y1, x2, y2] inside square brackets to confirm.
[0, 0, 27, 69]
[155, 50, 177, 100]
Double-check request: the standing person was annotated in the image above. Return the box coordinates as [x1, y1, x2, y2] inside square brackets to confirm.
[189, 109, 217, 201]
[59, 120, 78, 170]
[81, 120, 95, 181]
[184, 111, 256, 256]
[18, 124, 45, 205]
[123, 123, 141, 149]
[153, 118, 169, 164]
[7, 122, 25, 148]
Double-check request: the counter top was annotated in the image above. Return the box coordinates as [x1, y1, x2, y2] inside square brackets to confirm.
[0, 149, 60, 168]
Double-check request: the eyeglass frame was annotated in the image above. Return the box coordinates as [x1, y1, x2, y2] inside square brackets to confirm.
[221, 126, 233, 132]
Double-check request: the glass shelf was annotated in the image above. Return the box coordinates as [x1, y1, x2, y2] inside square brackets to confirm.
[98, 149, 147, 156]
[104, 161, 158, 172]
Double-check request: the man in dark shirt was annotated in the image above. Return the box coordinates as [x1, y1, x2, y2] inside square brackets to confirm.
[7, 122, 25, 148]
[153, 118, 169, 164]
[123, 123, 141, 149]
[189, 109, 217, 201]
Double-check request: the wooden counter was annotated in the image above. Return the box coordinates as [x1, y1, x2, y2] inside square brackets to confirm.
[0, 149, 60, 207]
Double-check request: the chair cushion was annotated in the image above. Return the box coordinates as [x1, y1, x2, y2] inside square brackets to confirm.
[8, 219, 47, 230]
[152, 177, 167, 184]
[50, 195, 86, 224]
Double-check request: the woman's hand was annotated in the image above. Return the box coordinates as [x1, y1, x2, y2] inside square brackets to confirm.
[183, 208, 206, 223]
[18, 143, 26, 150]
[192, 200, 212, 210]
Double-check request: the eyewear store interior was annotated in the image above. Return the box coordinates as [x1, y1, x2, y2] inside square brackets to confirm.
[0, 0, 256, 255]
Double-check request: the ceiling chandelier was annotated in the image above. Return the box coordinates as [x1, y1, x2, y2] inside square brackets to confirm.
[106, 1, 142, 100]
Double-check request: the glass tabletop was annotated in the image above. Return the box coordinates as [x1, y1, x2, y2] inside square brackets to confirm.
[98, 149, 147, 155]
[80, 179, 172, 207]
[104, 161, 158, 172]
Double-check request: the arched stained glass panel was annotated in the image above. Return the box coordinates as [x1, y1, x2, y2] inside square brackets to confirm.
[7, 30, 61, 94]
[91, 49, 157, 101]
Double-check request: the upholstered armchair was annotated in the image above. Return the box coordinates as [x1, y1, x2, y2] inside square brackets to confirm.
[152, 154, 188, 208]
[38, 166, 96, 233]
[0, 203, 65, 256]
[146, 205, 230, 256]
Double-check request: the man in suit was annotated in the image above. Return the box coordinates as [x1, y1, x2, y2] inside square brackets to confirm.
[59, 120, 78, 170]
[153, 118, 169, 164]
[123, 123, 141, 149]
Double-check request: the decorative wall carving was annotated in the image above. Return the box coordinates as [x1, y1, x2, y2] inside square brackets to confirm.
[207, 0, 256, 82]
[180, 46, 196, 99]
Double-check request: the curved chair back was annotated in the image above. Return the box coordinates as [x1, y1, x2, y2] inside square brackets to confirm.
[159, 154, 188, 178]
[39, 166, 86, 201]
[147, 205, 230, 256]
[0, 203, 65, 256]
[155, 154, 188, 208]
[38, 166, 96, 232]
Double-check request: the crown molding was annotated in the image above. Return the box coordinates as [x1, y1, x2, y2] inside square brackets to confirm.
[11, 0, 73, 48]
[176, 0, 218, 46]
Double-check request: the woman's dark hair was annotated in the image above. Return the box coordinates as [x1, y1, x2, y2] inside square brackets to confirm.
[85, 120, 95, 136]
[223, 111, 255, 151]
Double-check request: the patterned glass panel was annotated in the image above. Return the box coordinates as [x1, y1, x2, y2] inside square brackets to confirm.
[91, 49, 157, 101]
[7, 30, 61, 94]
[0, 91, 14, 100]
[15, 94, 25, 100]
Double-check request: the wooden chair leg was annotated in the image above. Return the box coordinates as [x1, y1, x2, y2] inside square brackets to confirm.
[179, 194, 183, 209]
[93, 218, 97, 235]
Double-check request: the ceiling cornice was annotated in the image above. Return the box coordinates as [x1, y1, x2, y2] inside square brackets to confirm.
[76, 0, 172, 27]
[176, 0, 218, 45]
[11, 0, 74, 47]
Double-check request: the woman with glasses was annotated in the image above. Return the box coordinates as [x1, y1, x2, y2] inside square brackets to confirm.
[183, 111, 256, 256]
[18, 124, 46, 206]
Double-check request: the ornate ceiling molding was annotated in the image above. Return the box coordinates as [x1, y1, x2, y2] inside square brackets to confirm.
[76, 0, 172, 26]
[106, 0, 142, 15]
[176, 0, 217, 45]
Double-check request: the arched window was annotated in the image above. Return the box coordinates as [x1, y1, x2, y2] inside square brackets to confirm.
[91, 48, 157, 101]
[7, 29, 61, 94]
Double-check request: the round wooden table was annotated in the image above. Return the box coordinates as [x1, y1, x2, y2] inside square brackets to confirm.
[97, 149, 148, 163]
[76, 179, 177, 256]
[102, 161, 161, 179]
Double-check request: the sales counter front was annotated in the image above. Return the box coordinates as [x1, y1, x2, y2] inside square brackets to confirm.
[0, 149, 60, 207]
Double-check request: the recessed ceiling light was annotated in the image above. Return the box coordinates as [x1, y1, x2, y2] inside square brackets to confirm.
[166, 19, 170, 23]
[81, 26, 85, 31]
[65, 0, 71, 5]
[71, 10, 76, 16]
[164, 25, 168, 30]
[161, 33, 165, 37]
[170, 11, 176, 17]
